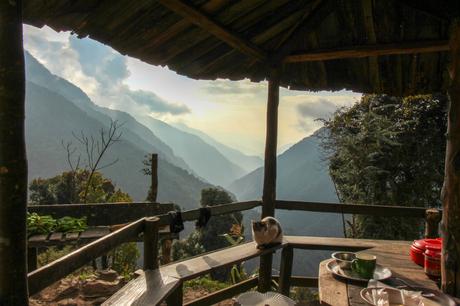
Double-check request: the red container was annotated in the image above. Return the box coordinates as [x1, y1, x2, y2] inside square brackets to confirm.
[410, 238, 442, 267]
[424, 240, 442, 279]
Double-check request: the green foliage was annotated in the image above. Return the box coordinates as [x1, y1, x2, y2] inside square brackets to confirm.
[172, 231, 205, 261]
[200, 188, 242, 252]
[172, 188, 244, 281]
[184, 275, 228, 292]
[321, 94, 447, 240]
[27, 212, 87, 236]
[109, 242, 140, 280]
[29, 169, 132, 204]
[38, 246, 76, 267]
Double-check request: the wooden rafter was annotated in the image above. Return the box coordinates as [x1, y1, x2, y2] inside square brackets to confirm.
[284, 40, 449, 63]
[157, 0, 267, 61]
[269, 0, 336, 64]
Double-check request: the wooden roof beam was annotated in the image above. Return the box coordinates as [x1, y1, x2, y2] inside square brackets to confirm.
[284, 40, 449, 63]
[157, 0, 267, 61]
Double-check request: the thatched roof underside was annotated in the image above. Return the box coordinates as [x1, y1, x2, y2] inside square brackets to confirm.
[23, 0, 458, 95]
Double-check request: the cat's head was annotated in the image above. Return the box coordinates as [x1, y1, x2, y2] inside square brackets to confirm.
[252, 219, 268, 233]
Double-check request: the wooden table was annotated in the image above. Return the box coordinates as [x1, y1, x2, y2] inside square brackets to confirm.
[318, 240, 440, 306]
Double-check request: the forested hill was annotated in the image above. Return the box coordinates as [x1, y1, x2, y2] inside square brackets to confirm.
[25, 53, 212, 208]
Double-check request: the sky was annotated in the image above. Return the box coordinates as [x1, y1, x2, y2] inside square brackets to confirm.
[23, 25, 361, 156]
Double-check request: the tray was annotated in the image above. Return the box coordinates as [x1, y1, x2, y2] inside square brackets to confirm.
[326, 259, 392, 283]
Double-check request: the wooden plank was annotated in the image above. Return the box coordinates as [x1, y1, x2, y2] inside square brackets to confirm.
[28, 234, 49, 243]
[79, 226, 110, 239]
[65, 232, 80, 240]
[442, 22, 460, 297]
[276, 200, 429, 218]
[284, 40, 449, 63]
[184, 277, 258, 306]
[28, 218, 145, 295]
[103, 270, 180, 306]
[156, 200, 261, 226]
[49, 232, 64, 242]
[27, 202, 173, 226]
[161, 241, 285, 281]
[166, 284, 183, 306]
[284, 236, 377, 251]
[318, 259, 349, 306]
[157, 0, 267, 61]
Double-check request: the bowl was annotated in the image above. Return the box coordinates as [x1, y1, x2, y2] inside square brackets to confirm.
[332, 251, 356, 270]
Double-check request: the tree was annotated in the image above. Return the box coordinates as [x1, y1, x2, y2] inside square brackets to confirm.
[199, 188, 242, 252]
[321, 94, 447, 240]
[63, 119, 123, 203]
[172, 188, 243, 280]
[29, 170, 132, 205]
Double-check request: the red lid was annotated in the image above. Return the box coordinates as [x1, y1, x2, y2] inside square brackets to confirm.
[413, 238, 441, 250]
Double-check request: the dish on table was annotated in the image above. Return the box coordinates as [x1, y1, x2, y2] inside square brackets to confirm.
[326, 259, 392, 282]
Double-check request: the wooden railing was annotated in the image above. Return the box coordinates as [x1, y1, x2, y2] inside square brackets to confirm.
[27, 199, 442, 304]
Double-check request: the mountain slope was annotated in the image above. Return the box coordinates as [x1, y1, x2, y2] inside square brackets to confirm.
[25, 52, 191, 173]
[25, 56, 212, 208]
[138, 116, 246, 187]
[173, 122, 263, 173]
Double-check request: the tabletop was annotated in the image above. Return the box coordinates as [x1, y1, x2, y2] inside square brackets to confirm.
[318, 240, 439, 306]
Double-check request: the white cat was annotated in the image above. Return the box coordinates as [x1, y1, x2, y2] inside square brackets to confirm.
[251, 217, 283, 249]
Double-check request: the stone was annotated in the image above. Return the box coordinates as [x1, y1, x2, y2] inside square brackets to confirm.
[81, 280, 121, 298]
[97, 269, 118, 282]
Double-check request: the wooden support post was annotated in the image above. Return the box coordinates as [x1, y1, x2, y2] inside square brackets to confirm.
[166, 284, 183, 306]
[0, 1, 29, 304]
[425, 208, 442, 239]
[278, 246, 294, 297]
[442, 22, 460, 296]
[144, 217, 160, 270]
[150, 153, 158, 202]
[28, 247, 38, 272]
[259, 68, 280, 292]
[161, 239, 172, 264]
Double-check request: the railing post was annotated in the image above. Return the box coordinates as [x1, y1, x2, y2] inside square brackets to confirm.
[161, 238, 172, 264]
[259, 67, 280, 293]
[278, 246, 293, 296]
[166, 284, 183, 306]
[150, 153, 158, 202]
[425, 208, 441, 238]
[144, 217, 160, 270]
[28, 247, 38, 272]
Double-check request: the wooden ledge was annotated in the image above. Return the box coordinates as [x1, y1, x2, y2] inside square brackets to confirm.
[161, 240, 286, 281]
[102, 270, 180, 306]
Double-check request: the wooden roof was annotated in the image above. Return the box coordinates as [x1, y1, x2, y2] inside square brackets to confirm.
[22, 0, 459, 95]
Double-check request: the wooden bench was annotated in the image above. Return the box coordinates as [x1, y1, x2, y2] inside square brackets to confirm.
[103, 241, 286, 306]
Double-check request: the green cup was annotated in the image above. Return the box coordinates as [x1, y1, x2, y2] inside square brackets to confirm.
[351, 253, 376, 279]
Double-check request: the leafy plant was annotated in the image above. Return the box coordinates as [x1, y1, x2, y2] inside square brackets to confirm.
[27, 213, 88, 235]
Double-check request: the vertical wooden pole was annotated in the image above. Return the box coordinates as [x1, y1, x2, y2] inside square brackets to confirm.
[150, 153, 158, 202]
[258, 68, 280, 293]
[278, 246, 293, 297]
[425, 208, 441, 239]
[144, 217, 160, 270]
[442, 22, 460, 296]
[0, 1, 29, 304]
[161, 239, 172, 264]
[166, 284, 183, 306]
[27, 247, 38, 272]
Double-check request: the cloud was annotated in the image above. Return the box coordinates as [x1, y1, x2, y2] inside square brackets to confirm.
[23, 25, 189, 116]
[296, 98, 340, 120]
[126, 90, 190, 115]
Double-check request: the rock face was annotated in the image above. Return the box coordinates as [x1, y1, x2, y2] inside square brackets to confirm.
[29, 270, 125, 306]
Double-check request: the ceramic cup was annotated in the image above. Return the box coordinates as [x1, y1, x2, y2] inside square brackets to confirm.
[352, 253, 376, 279]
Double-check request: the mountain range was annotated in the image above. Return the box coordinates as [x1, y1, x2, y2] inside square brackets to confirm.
[26, 51, 345, 275]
